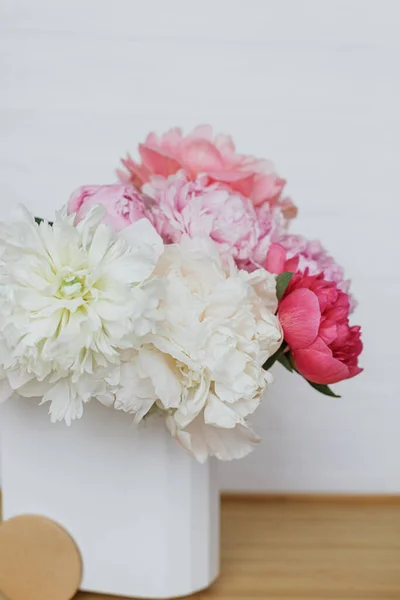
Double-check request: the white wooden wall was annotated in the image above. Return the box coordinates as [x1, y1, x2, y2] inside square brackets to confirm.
[1, 0, 399, 492]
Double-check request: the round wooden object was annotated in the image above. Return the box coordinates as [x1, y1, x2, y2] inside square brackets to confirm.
[0, 515, 82, 600]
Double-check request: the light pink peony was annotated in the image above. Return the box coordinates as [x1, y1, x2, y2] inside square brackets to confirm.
[278, 234, 356, 311]
[119, 125, 297, 219]
[246, 202, 287, 269]
[277, 270, 363, 385]
[67, 184, 149, 232]
[143, 171, 284, 264]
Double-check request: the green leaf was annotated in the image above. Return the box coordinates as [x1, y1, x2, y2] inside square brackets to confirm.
[288, 353, 298, 371]
[306, 380, 341, 398]
[276, 272, 294, 301]
[278, 352, 294, 372]
[273, 351, 341, 397]
[262, 343, 287, 371]
[34, 217, 53, 226]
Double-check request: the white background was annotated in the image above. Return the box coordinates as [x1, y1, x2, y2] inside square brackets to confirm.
[0, 0, 399, 492]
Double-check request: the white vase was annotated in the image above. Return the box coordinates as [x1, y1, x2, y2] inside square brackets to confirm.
[0, 397, 220, 599]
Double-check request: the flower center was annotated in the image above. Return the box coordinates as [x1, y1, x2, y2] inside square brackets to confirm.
[59, 274, 85, 299]
[177, 361, 202, 388]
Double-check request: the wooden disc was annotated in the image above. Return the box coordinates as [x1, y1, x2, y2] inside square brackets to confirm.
[0, 514, 82, 600]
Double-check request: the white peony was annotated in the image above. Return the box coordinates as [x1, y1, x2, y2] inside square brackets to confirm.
[113, 236, 282, 461]
[0, 205, 163, 424]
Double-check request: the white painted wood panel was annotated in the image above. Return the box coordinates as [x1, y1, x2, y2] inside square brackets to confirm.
[0, 0, 399, 491]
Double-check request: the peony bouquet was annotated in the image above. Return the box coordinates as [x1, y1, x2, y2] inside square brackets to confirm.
[0, 125, 362, 462]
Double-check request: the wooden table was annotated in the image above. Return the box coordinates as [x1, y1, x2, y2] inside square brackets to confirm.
[3, 496, 400, 600]
[76, 496, 400, 600]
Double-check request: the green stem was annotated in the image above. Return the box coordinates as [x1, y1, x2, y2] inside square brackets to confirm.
[262, 342, 288, 371]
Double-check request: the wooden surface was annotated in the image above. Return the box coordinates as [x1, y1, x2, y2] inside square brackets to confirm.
[2, 496, 400, 600]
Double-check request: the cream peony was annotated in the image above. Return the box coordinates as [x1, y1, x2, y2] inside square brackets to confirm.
[0, 205, 163, 424]
[112, 236, 282, 461]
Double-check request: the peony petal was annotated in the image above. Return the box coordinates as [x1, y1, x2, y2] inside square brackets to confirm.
[89, 223, 112, 264]
[139, 144, 182, 177]
[6, 369, 35, 391]
[67, 185, 96, 214]
[182, 139, 224, 175]
[116, 167, 132, 184]
[133, 396, 157, 424]
[285, 255, 300, 273]
[200, 421, 260, 461]
[348, 365, 363, 379]
[16, 377, 52, 398]
[120, 218, 163, 260]
[138, 347, 182, 409]
[120, 156, 151, 187]
[168, 410, 260, 462]
[251, 174, 285, 206]
[293, 337, 350, 384]
[204, 393, 243, 429]
[166, 415, 209, 464]
[118, 218, 164, 281]
[209, 171, 255, 198]
[96, 393, 115, 408]
[265, 243, 287, 274]
[40, 379, 84, 426]
[187, 124, 214, 140]
[318, 321, 337, 346]
[278, 288, 321, 351]
[114, 366, 156, 421]
[174, 375, 210, 428]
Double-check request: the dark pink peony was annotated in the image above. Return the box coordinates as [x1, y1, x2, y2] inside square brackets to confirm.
[119, 125, 297, 219]
[279, 234, 356, 312]
[266, 244, 362, 385]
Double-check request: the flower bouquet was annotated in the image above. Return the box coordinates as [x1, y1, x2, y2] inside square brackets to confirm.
[0, 126, 362, 599]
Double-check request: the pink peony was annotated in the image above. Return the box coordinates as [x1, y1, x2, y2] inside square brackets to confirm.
[244, 203, 287, 269]
[67, 184, 149, 232]
[278, 234, 356, 311]
[143, 171, 284, 264]
[265, 240, 300, 275]
[277, 268, 363, 385]
[119, 125, 297, 219]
